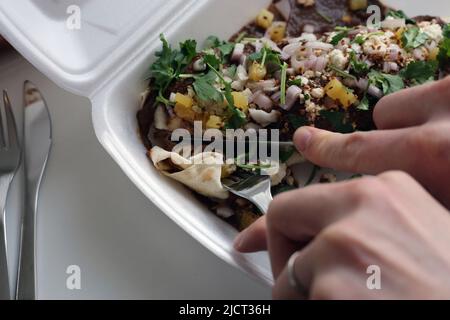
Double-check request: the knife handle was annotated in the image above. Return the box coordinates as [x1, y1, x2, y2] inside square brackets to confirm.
[16, 178, 40, 300]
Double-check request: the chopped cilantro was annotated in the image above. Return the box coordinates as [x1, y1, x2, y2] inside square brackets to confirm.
[286, 114, 308, 129]
[402, 27, 428, 50]
[400, 60, 438, 85]
[192, 71, 223, 104]
[438, 24, 450, 69]
[349, 51, 369, 76]
[206, 63, 247, 129]
[368, 70, 405, 95]
[149, 34, 198, 106]
[287, 78, 302, 86]
[248, 47, 282, 68]
[356, 94, 370, 111]
[331, 31, 348, 46]
[320, 110, 354, 133]
[329, 65, 357, 80]
[352, 35, 365, 45]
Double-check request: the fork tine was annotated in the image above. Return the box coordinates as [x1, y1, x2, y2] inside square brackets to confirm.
[3, 90, 18, 149]
[0, 97, 5, 148]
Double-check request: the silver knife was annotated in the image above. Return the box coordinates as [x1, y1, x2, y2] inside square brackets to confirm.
[16, 81, 52, 300]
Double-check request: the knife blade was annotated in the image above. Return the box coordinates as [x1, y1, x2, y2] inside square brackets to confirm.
[16, 81, 52, 300]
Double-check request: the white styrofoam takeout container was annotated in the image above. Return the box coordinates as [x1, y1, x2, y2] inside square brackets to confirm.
[0, 0, 448, 286]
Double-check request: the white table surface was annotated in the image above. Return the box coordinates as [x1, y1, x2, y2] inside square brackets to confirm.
[1, 51, 270, 299]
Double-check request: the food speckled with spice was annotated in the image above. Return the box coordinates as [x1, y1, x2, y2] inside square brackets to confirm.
[137, 0, 450, 230]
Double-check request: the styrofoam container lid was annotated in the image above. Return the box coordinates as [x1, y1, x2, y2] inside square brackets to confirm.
[0, 0, 200, 97]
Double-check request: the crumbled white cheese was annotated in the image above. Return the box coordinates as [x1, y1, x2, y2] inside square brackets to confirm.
[421, 23, 443, 43]
[329, 49, 348, 69]
[311, 87, 325, 99]
[363, 35, 388, 57]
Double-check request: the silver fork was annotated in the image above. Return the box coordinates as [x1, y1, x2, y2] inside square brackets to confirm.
[223, 175, 273, 214]
[0, 90, 21, 300]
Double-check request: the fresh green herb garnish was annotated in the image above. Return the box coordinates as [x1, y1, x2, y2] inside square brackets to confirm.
[356, 94, 370, 111]
[286, 114, 308, 129]
[207, 63, 247, 129]
[402, 27, 428, 50]
[331, 30, 348, 46]
[192, 70, 223, 104]
[149, 34, 198, 106]
[320, 110, 354, 133]
[248, 47, 282, 67]
[351, 35, 365, 45]
[234, 32, 247, 44]
[203, 53, 222, 71]
[287, 78, 302, 86]
[438, 24, 450, 69]
[329, 65, 357, 80]
[280, 62, 288, 106]
[368, 70, 405, 95]
[204, 35, 235, 60]
[387, 9, 416, 25]
[349, 51, 369, 76]
[400, 60, 438, 85]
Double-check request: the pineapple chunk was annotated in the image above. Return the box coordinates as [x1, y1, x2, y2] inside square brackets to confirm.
[395, 27, 405, 42]
[175, 93, 193, 109]
[206, 115, 223, 129]
[324, 78, 358, 109]
[256, 9, 274, 30]
[349, 0, 367, 11]
[249, 62, 267, 81]
[429, 47, 439, 61]
[268, 22, 286, 42]
[231, 92, 249, 112]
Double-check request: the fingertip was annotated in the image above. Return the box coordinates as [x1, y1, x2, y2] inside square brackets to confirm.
[233, 218, 268, 253]
[293, 126, 315, 152]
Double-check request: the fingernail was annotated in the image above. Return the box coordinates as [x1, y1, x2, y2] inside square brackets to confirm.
[233, 231, 248, 251]
[295, 127, 313, 152]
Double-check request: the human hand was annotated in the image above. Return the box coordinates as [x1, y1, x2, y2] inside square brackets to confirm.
[294, 76, 450, 208]
[235, 171, 450, 299]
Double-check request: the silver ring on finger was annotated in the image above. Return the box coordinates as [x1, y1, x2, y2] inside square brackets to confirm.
[287, 251, 309, 297]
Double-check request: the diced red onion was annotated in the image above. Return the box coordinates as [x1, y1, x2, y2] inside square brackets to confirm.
[368, 85, 383, 99]
[252, 91, 274, 111]
[247, 79, 279, 93]
[274, 0, 291, 21]
[388, 44, 400, 61]
[291, 55, 306, 72]
[282, 42, 302, 59]
[231, 43, 245, 62]
[271, 91, 281, 102]
[381, 18, 406, 30]
[314, 56, 328, 72]
[356, 78, 369, 90]
[305, 41, 334, 51]
[281, 85, 302, 110]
